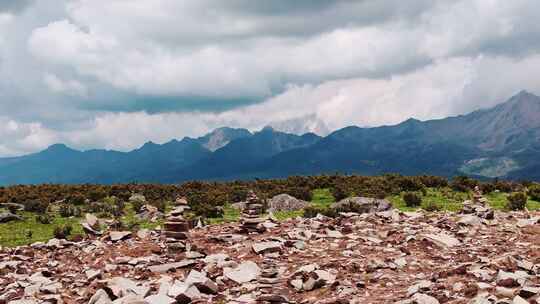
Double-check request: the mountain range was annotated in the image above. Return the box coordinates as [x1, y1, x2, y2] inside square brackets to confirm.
[1, 90, 540, 185]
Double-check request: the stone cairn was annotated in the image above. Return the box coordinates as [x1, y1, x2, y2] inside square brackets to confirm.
[257, 258, 288, 302]
[240, 190, 266, 233]
[163, 197, 191, 251]
[462, 186, 494, 219]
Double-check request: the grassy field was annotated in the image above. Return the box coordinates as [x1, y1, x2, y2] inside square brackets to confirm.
[0, 212, 84, 247]
[2, 187, 539, 247]
[387, 187, 469, 212]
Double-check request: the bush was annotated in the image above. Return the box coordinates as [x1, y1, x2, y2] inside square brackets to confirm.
[423, 201, 441, 212]
[53, 224, 73, 239]
[479, 182, 496, 194]
[67, 193, 86, 205]
[130, 199, 145, 213]
[59, 204, 82, 218]
[506, 192, 527, 210]
[36, 214, 52, 224]
[24, 199, 49, 213]
[527, 184, 540, 201]
[451, 176, 478, 192]
[149, 200, 167, 213]
[103, 196, 125, 217]
[331, 185, 349, 201]
[403, 192, 422, 207]
[88, 188, 108, 202]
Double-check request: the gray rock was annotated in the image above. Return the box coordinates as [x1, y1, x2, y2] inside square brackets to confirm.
[86, 213, 99, 228]
[224, 261, 261, 284]
[144, 294, 175, 304]
[422, 233, 460, 248]
[0, 212, 22, 223]
[331, 197, 392, 213]
[512, 295, 529, 304]
[89, 289, 113, 304]
[109, 231, 132, 242]
[411, 293, 439, 304]
[106, 277, 150, 298]
[148, 260, 197, 273]
[458, 214, 483, 226]
[518, 286, 539, 298]
[268, 194, 309, 212]
[168, 283, 201, 304]
[252, 241, 281, 254]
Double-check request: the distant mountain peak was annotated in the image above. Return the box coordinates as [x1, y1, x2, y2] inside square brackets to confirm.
[197, 127, 251, 151]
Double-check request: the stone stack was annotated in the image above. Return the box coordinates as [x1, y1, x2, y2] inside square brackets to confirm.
[257, 258, 288, 302]
[163, 199, 191, 251]
[462, 186, 494, 219]
[240, 191, 266, 233]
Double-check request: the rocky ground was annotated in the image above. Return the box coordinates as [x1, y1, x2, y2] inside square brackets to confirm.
[1, 206, 539, 303]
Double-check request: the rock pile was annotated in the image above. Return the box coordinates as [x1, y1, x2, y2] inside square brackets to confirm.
[163, 199, 191, 251]
[462, 186, 494, 219]
[239, 190, 266, 233]
[1, 201, 540, 303]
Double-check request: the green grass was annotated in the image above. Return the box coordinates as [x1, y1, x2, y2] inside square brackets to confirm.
[273, 210, 304, 220]
[207, 204, 241, 224]
[486, 192, 540, 211]
[0, 212, 84, 247]
[388, 187, 468, 212]
[311, 188, 335, 208]
[120, 203, 164, 230]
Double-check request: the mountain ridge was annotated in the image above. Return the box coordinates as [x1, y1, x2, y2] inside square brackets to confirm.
[1, 91, 539, 185]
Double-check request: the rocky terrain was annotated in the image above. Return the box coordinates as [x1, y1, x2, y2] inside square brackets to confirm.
[1, 193, 539, 304]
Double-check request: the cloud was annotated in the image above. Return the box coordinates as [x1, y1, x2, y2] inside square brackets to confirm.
[43, 73, 88, 97]
[3, 0, 540, 156]
[0, 0, 33, 14]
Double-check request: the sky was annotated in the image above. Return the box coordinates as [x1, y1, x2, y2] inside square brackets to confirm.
[2, 0, 540, 156]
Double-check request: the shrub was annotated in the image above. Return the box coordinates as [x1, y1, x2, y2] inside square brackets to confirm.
[424, 201, 441, 212]
[403, 192, 422, 207]
[506, 192, 527, 210]
[418, 175, 448, 188]
[397, 176, 425, 192]
[104, 196, 125, 217]
[451, 176, 478, 192]
[331, 185, 349, 201]
[59, 204, 81, 218]
[88, 188, 108, 202]
[53, 224, 73, 239]
[67, 193, 86, 205]
[149, 200, 167, 213]
[479, 182, 496, 194]
[36, 214, 52, 224]
[527, 184, 540, 201]
[130, 199, 145, 213]
[24, 199, 49, 213]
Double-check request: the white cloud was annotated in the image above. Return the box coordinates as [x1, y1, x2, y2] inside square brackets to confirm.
[3, 0, 540, 156]
[0, 116, 58, 156]
[43, 73, 88, 97]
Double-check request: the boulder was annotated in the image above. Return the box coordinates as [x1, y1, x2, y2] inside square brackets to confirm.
[330, 197, 392, 214]
[268, 194, 309, 212]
